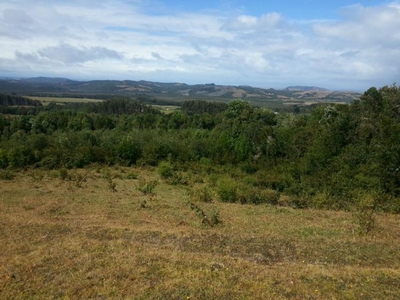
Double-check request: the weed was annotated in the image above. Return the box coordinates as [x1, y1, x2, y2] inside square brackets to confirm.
[140, 199, 148, 208]
[103, 172, 117, 192]
[353, 192, 377, 235]
[245, 188, 280, 205]
[188, 202, 221, 227]
[125, 172, 139, 180]
[158, 161, 189, 185]
[190, 185, 214, 203]
[72, 171, 89, 188]
[28, 170, 44, 181]
[107, 177, 117, 192]
[59, 168, 70, 180]
[0, 170, 16, 180]
[136, 178, 158, 195]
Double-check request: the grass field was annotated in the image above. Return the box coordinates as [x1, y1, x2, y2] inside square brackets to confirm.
[151, 105, 181, 114]
[0, 167, 399, 299]
[26, 96, 104, 106]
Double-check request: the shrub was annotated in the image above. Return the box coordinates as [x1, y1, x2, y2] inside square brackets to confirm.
[0, 169, 14, 180]
[190, 185, 214, 203]
[217, 178, 238, 203]
[125, 172, 139, 180]
[157, 161, 174, 179]
[136, 178, 158, 195]
[188, 202, 221, 227]
[250, 189, 280, 205]
[353, 191, 377, 235]
[59, 168, 70, 180]
[0, 149, 8, 169]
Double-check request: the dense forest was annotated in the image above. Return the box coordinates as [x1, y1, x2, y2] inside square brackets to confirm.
[0, 85, 399, 212]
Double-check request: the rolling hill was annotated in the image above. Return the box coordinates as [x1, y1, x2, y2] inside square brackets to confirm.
[0, 77, 361, 106]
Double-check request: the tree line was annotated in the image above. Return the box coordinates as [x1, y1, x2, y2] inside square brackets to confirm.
[0, 86, 399, 212]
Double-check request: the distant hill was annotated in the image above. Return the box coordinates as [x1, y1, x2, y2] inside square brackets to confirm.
[0, 77, 361, 106]
[23, 77, 73, 84]
[285, 86, 330, 92]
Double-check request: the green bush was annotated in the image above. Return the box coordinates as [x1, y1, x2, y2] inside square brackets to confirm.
[250, 189, 280, 205]
[217, 178, 238, 203]
[0, 149, 8, 169]
[59, 168, 70, 180]
[190, 185, 214, 203]
[157, 161, 174, 179]
[353, 191, 377, 235]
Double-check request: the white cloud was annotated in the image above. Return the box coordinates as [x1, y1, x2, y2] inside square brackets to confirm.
[0, 0, 399, 90]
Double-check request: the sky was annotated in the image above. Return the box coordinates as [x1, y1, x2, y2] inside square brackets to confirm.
[0, 0, 399, 91]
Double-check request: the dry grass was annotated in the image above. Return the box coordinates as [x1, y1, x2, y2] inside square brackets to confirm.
[1, 167, 399, 299]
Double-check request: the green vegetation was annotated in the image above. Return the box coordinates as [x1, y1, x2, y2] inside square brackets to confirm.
[0, 85, 400, 212]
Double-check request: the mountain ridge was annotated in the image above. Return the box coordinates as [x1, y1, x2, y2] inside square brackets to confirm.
[0, 77, 361, 104]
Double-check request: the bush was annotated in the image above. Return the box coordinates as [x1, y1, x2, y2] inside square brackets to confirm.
[136, 178, 158, 195]
[190, 185, 214, 203]
[157, 161, 174, 179]
[59, 168, 70, 180]
[353, 191, 377, 235]
[0, 169, 15, 180]
[250, 189, 280, 205]
[217, 178, 238, 203]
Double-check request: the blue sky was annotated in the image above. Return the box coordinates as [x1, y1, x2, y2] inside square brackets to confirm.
[0, 0, 399, 91]
[157, 0, 385, 19]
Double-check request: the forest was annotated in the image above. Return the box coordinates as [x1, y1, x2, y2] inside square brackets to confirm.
[0, 85, 399, 213]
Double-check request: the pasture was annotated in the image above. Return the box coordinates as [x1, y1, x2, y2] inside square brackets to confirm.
[0, 167, 399, 299]
[26, 96, 104, 106]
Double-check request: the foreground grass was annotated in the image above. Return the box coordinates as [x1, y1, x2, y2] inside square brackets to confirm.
[0, 167, 399, 299]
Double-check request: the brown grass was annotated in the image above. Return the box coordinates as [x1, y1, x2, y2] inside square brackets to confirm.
[1, 167, 399, 299]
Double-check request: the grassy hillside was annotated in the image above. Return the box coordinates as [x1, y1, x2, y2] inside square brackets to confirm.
[1, 167, 399, 299]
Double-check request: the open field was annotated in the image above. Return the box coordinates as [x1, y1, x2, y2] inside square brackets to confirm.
[1, 167, 399, 299]
[151, 105, 181, 114]
[26, 96, 104, 106]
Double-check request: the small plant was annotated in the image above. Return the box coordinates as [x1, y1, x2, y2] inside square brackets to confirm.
[140, 199, 148, 208]
[353, 192, 377, 235]
[210, 210, 222, 226]
[107, 177, 117, 192]
[72, 170, 89, 188]
[125, 172, 139, 180]
[104, 172, 117, 192]
[0, 169, 14, 180]
[188, 202, 221, 227]
[157, 161, 174, 179]
[28, 170, 45, 181]
[190, 185, 214, 203]
[217, 178, 238, 203]
[250, 189, 280, 205]
[59, 168, 70, 180]
[158, 161, 189, 185]
[136, 178, 158, 195]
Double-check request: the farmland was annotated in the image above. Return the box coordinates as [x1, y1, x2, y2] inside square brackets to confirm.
[26, 96, 104, 106]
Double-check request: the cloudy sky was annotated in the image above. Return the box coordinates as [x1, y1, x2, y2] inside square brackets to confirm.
[0, 0, 399, 91]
